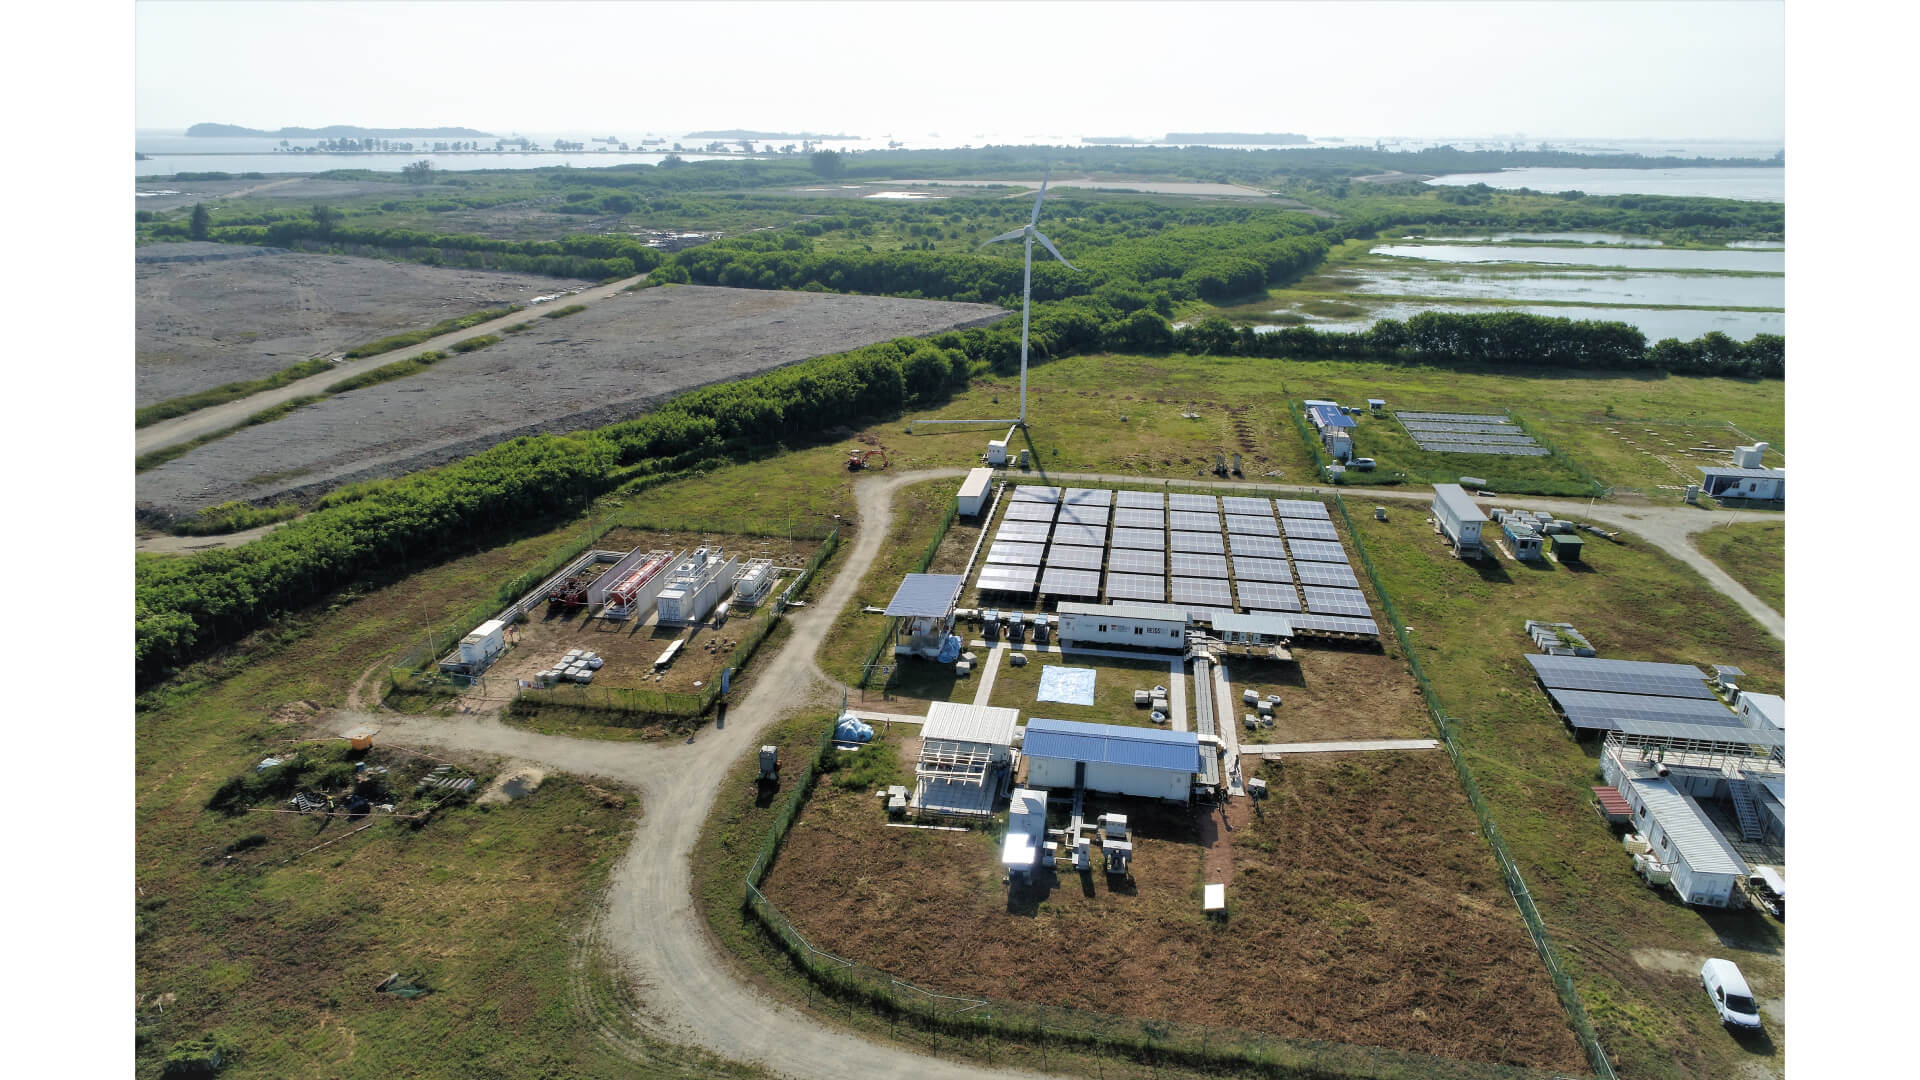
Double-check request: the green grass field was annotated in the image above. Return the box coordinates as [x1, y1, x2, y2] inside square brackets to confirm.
[985, 652, 1180, 728]
[1690, 520, 1785, 613]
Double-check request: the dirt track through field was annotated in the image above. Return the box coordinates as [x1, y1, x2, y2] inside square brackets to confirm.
[312, 466, 1776, 1076]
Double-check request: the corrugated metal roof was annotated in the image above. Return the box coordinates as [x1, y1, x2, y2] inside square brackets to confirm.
[922, 702, 1020, 746]
[1613, 716, 1785, 749]
[1699, 466, 1785, 479]
[883, 573, 966, 617]
[1430, 483, 1488, 523]
[1057, 600, 1188, 624]
[1631, 779, 1749, 877]
[1023, 717, 1202, 774]
[1740, 693, 1785, 729]
[1212, 611, 1295, 638]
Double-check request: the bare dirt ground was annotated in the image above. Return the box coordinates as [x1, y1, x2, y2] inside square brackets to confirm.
[1223, 648, 1432, 743]
[134, 175, 406, 213]
[135, 285, 1004, 517]
[136, 242, 589, 405]
[763, 749, 1585, 1071]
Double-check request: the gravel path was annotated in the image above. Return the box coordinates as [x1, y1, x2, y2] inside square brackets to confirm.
[135, 287, 1003, 517]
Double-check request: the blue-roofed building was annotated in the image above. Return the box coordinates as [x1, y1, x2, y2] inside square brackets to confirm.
[1303, 402, 1357, 461]
[1022, 717, 1201, 803]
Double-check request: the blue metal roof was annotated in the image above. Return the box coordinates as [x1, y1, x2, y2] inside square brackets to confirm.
[1307, 405, 1356, 430]
[883, 573, 965, 617]
[1023, 717, 1201, 774]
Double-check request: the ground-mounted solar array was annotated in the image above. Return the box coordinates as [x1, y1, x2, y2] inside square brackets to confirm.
[1111, 528, 1166, 552]
[1227, 534, 1288, 559]
[1303, 586, 1372, 617]
[1052, 521, 1109, 547]
[1522, 654, 1715, 699]
[1226, 514, 1281, 537]
[1004, 500, 1057, 522]
[1236, 580, 1300, 611]
[1279, 518, 1340, 542]
[1116, 490, 1164, 510]
[1107, 548, 1164, 575]
[1392, 410, 1550, 457]
[1169, 530, 1225, 554]
[1231, 556, 1292, 582]
[1288, 539, 1351, 565]
[1272, 499, 1331, 521]
[1171, 576, 1233, 608]
[1104, 572, 1166, 602]
[1039, 567, 1101, 597]
[1114, 507, 1165, 529]
[1293, 562, 1360, 589]
[1044, 544, 1104, 571]
[1545, 688, 1741, 732]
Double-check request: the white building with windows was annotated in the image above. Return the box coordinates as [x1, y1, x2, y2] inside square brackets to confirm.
[1054, 601, 1188, 651]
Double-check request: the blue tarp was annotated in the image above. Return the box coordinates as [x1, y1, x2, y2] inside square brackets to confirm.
[835, 713, 874, 743]
[936, 634, 962, 664]
[1037, 665, 1097, 707]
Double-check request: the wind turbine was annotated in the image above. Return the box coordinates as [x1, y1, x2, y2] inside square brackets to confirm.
[980, 171, 1077, 428]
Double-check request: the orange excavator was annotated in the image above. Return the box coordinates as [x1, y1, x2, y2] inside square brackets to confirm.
[846, 448, 891, 471]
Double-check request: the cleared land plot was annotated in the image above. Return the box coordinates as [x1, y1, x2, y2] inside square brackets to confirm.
[762, 750, 1585, 1071]
[1221, 651, 1430, 744]
[1691, 520, 1785, 613]
[136, 285, 1004, 515]
[135, 242, 588, 405]
[985, 653, 1178, 730]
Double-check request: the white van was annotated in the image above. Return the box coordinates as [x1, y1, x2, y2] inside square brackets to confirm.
[1700, 958, 1763, 1030]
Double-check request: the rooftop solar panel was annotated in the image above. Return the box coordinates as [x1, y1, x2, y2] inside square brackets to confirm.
[985, 541, 1046, 567]
[1221, 496, 1272, 516]
[1003, 501, 1057, 522]
[1169, 531, 1225, 554]
[1170, 510, 1221, 533]
[1271, 499, 1332, 521]
[1010, 485, 1062, 503]
[1039, 568, 1101, 598]
[1169, 553, 1228, 578]
[1170, 576, 1232, 607]
[992, 520, 1052, 542]
[1231, 556, 1292, 582]
[1545, 688, 1741, 732]
[1113, 507, 1165, 529]
[1293, 562, 1360, 589]
[1104, 573, 1166, 603]
[1044, 545, 1103, 571]
[1107, 548, 1164, 575]
[1058, 505, 1111, 527]
[1110, 528, 1166, 552]
[1522, 655, 1714, 699]
[1116, 490, 1164, 509]
[1051, 522, 1108, 547]
[1062, 487, 1114, 506]
[975, 565, 1038, 592]
[1169, 494, 1219, 512]
[1235, 581, 1300, 611]
[1279, 518, 1340, 541]
[1227, 534, 1288, 559]
[1303, 586, 1371, 616]
[1289, 613, 1380, 637]
[1288, 539, 1351, 565]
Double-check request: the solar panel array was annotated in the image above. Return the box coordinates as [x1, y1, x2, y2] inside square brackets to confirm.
[1116, 490, 1164, 509]
[1272, 499, 1331, 520]
[985, 541, 1045, 566]
[1237, 581, 1300, 611]
[1062, 487, 1114, 507]
[1052, 522, 1108, 547]
[1293, 561, 1360, 589]
[1107, 547, 1164, 575]
[1288, 539, 1351, 565]
[1546, 688, 1740, 732]
[1170, 510, 1221, 532]
[1169, 530, 1225, 554]
[1278, 518, 1339, 541]
[1232, 556, 1292, 582]
[1111, 527, 1166, 552]
[1221, 496, 1272, 516]
[1044, 544, 1103, 570]
[1059, 505, 1110, 527]
[1114, 507, 1165, 529]
[1004, 500, 1057, 522]
[992, 520, 1051, 542]
[1393, 410, 1549, 457]
[1039, 567, 1101, 597]
[1170, 576, 1232, 607]
[1523, 655, 1714, 699]
[1228, 534, 1288, 559]
[1169, 493, 1219, 512]
[1289, 613, 1381, 636]
[1104, 572, 1166, 602]
[1169, 552, 1229, 578]
[977, 565, 1039, 592]
[1303, 586, 1372, 616]
[1011, 485, 1061, 503]
[1226, 514, 1280, 537]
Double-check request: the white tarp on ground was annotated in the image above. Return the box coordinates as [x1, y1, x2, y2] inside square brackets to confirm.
[1037, 665, 1097, 707]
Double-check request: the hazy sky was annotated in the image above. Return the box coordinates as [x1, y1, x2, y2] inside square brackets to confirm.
[136, 0, 1784, 139]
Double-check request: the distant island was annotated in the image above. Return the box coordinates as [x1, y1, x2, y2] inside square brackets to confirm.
[1166, 132, 1311, 145]
[683, 129, 856, 140]
[187, 123, 494, 138]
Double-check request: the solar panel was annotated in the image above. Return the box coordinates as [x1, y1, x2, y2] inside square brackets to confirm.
[1169, 530, 1225, 554]
[1395, 411, 1509, 423]
[1039, 568, 1101, 597]
[975, 565, 1038, 592]
[985, 541, 1045, 567]
[1293, 562, 1359, 589]
[1271, 499, 1331, 521]
[1169, 553, 1228, 578]
[1523, 655, 1715, 699]
[1288, 539, 1350, 565]
[1221, 496, 1271, 516]
[1003, 501, 1057, 522]
[1113, 507, 1165, 529]
[1289, 613, 1380, 637]
[1228, 534, 1288, 559]
[1409, 440, 1552, 457]
[1546, 688, 1741, 732]
[1107, 548, 1164, 575]
[1402, 422, 1522, 436]
[1170, 576, 1232, 607]
[1169, 510, 1221, 533]
[1110, 528, 1166, 552]
[1303, 586, 1371, 616]
[1169, 494, 1219, 512]
[1226, 514, 1280, 537]
[1236, 581, 1300, 611]
[1010, 485, 1061, 503]
[1062, 487, 1113, 506]
[992, 520, 1051, 542]
[1116, 490, 1164, 509]
[1406, 431, 1540, 446]
[1231, 556, 1292, 582]
[1051, 522, 1107, 547]
[1058, 505, 1111, 527]
[1044, 544, 1103, 571]
[1104, 572, 1166, 602]
[1279, 518, 1339, 541]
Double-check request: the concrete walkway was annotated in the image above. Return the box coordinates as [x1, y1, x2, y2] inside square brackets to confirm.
[847, 709, 926, 727]
[1241, 739, 1441, 755]
[971, 643, 1008, 706]
[1210, 658, 1245, 795]
[1166, 657, 1189, 733]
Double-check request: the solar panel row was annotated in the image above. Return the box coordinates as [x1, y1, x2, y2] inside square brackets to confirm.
[1107, 548, 1163, 575]
[1104, 572, 1166, 602]
[1293, 561, 1359, 589]
[1235, 581, 1299, 611]
[1170, 531, 1225, 554]
[977, 565, 1038, 592]
[1221, 496, 1271, 516]
[1011, 485, 1061, 503]
[1053, 522, 1107, 547]
[1408, 431, 1540, 445]
[1288, 539, 1350, 565]
[1231, 556, 1291, 582]
[1039, 568, 1100, 597]
[1063, 487, 1113, 506]
[1278, 518, 1339, 541]
[1111, 528, 1166, 551]
[1303, 586, 1371, 616]
[1546, 688, 1741, 731]
[1116, 490, 1164, 509]
[1169, 493, 1219, 512]
[992, 520, 1051, 542]
[1113, 507, 1165, 529]
[1226, 514, 1280, 537]
[1271, 499, 1331, 521]
[1169, 552, 1228, 578]
[985, 541, 1045, 566]
[1395, 411, 1509, 423]
[1044, 545, 1102, 570]
[1169, 510, 1221, 532]
[1228, 534, 1287, 559]
[1523, 655, 1715, 699]
[1003, 501, 1057, 522]
[1289, 613, 1381, 636]
[1170, 576, 1231, 606]
[1407, 439, 1553, 457]
[1401, 422, 1522, 436]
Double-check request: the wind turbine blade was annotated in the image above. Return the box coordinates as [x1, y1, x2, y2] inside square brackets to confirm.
[979, 228, 1027, 248]
[1030, 168, 1052, 226]
[1033, 231, 1077, 271]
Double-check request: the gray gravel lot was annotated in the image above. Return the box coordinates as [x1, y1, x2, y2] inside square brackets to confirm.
[135, 285, 1004, 516]
[136, 242, 590, 406]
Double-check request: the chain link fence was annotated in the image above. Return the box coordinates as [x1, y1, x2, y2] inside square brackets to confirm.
[857, 498, 960, 690]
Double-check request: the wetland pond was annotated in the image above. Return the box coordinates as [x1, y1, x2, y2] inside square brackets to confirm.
[1425, 167, 1784, 202]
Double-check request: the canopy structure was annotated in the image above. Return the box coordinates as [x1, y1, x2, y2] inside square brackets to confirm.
[884, 573, 966, 618]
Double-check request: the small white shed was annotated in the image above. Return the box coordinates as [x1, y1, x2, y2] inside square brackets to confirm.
[1055, 601, 1188, 651]
[1625, 778, 1749, 907]
[956, 468, 993, 517]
